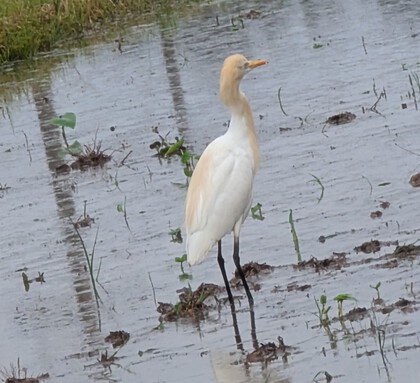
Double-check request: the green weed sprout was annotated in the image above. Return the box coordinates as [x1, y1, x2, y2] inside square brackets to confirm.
[50, 112, 83, 157]
[289, 209, 301, 263]
[370, 281, 381, 300]
[251, 202, 265, 220]
[334, 293, 357, 321]
[117, 197, 131, 232]
[169, 227, 183, 243]
[175, 254, 192, 281]
[315, 294, 331, 326]
[309, 174, 324, 204]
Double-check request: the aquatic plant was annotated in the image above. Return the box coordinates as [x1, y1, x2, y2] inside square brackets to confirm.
[169, 227, 183, 243]
[117, 197, 131, 232]
[73, 200, 95, 229]
[73, 224, 102, 305]
[289, 209, 301, 263]
[51, 112, 111, 170]
[333, 293, 357, 321]
[50, 112, 83, 156]
[175, 254, 192, 281]
[315, 294, 331, 326]
[251, 202, 264, 220]
[370, 281, 382, 301]
[309, 174, 324, 204]
[0, 357, 49, 382]
[277, 87, 288, 116]
[149, 128, 198, 184]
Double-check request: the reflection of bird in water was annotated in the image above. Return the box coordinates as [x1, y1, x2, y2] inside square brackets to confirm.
[185, 54, 267, 347]
[210, 349, 290, 383]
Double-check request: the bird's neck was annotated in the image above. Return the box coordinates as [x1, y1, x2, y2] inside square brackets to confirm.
[221, 84, 260, 171]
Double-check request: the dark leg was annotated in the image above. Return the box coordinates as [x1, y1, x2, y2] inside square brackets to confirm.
[232, 236, 259, 349]
[217, 240, 243, 351]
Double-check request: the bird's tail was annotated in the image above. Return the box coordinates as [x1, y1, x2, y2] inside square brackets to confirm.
[186, 231, 215, 265]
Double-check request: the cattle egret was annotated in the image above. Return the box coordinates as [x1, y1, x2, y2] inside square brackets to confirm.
[185, 54, 267, 341]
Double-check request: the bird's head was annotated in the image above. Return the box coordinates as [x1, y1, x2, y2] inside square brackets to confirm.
[221, 54, 267, 81]
[220, 54, 267, 106]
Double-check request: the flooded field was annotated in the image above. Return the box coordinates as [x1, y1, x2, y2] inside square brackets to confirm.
[1, 0, 420, 382]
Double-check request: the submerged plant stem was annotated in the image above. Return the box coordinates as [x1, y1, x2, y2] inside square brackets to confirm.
[277, 87, 288, 116]
[74, 224, 102, 305]
[289, 209, 301, 263]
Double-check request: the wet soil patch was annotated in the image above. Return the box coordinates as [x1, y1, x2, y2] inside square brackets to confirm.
[409, 172, 420, 187]
[326, 112, 356, 125]
[246, 337, 291, 364]
[354, 240, 381, 254]
[69, 144, 111, 170]
[370, 210, 382, 219]
[55, 143, 111, 174]
[393, 243, 420, 259]
[295, 252, 347, 272]
[343, 307, 369, 322]
[230, 262, 274, 289]
[157, 283, 222, 322]
[105, 330, 130, 348]
[380, 298, 416, 315]
[286, 281, 311, 292]
[354, 240, 398, 254]
[73, 215, 95, 229]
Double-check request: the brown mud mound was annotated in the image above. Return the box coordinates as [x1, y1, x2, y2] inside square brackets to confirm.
[246, 337, 292, 364]
[105, 330, 130, 348]
[295, 252, 347, 272]
[326, 112, 356, 125]
[230, 262, 274, 289]
[157, 283, 222, 322]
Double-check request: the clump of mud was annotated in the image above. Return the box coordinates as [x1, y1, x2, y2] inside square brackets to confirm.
[246, 336, 292, 364]
[157, 283, 222, 322]
[70, 143, 111, 170]
[409, 172, 420, 187]
[295, 252, 347, 272]
[354, 240, 381, 254]
[230, 262, 274, 289]
[105, 330, 130, 348]
[380, 298, 416, 315]
[326, 112, 356, 125]
[73, 214, 95, 229]
[55, 142, 111, 174]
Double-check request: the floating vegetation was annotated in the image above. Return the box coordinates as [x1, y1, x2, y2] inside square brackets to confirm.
[169, 227, 183, 243]
[51, 113, 111, 172]
[250, 202, 265, 220]
[21, 271, 45, 292]
[149, 127, 198, 182]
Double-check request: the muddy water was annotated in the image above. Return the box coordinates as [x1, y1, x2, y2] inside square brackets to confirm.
[1, 0, 420, 382]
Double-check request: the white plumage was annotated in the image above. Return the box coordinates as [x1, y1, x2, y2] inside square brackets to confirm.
[185, 54, 267, 265]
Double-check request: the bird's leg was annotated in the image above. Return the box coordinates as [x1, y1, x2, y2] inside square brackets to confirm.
[232, 236, 259, 350]
[217, 240, 243, 351]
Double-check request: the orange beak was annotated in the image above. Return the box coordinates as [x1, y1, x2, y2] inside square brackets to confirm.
[247, 59, 268, 69]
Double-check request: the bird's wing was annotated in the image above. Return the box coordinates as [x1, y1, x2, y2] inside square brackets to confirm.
[185, 138, 254, 264]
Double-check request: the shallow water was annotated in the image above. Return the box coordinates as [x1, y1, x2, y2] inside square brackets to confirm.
[1, 0, 420, 382]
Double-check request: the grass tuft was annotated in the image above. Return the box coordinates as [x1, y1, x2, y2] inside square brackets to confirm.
[0, 0, 194, 63]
